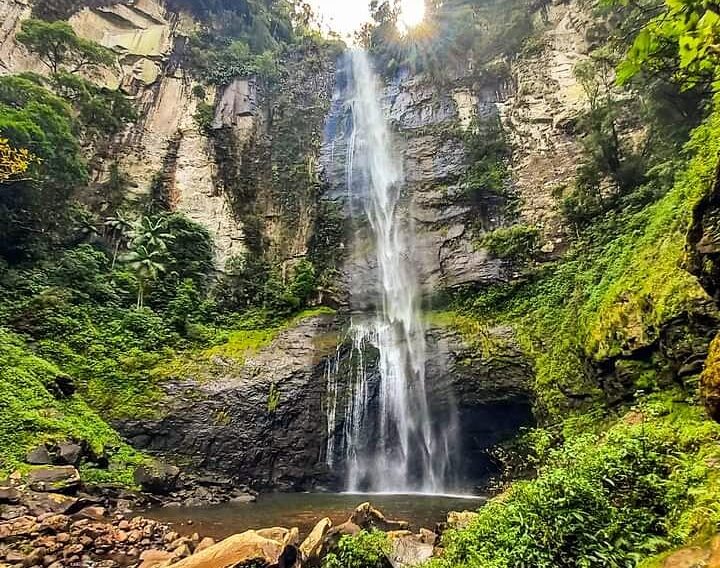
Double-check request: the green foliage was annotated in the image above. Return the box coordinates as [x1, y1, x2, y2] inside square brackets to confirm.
[614, 0, 720, 90]
[0, 74, 86, 190]
[462, 114, 511, 203]
[323, 531, 391, 568]
[194, 101, 216, 135]
[188, 37, 280, 85]
[479, 225, 540, 261]
[362, 0, 532, 80]
[433, 393, 720, 568]
[16, 18, 114, 75]
[50, 71, 137, 138]
[0, 326, 147, 483]
[450, 105, 720, 415]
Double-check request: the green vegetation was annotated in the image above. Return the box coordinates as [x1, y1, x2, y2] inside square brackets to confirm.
[426, 1, 720, 565]
[431, 392, 720, 568]
[448, 105, 718, 414]
[323, 531, 391, 568]
[478, 225, 540, 261]
[16, 18, 115, 75]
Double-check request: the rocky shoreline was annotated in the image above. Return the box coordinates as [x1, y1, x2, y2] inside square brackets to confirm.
[1, 467, 473, 568]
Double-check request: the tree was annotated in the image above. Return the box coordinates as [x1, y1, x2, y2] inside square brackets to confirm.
[129, 217, 175, 252]
[104, 211, 134, 268]
[615, 0, 720, 90]
[122, 244, 166, 309]
[16, 19, 115, 75]
[0, 138, 35, 185]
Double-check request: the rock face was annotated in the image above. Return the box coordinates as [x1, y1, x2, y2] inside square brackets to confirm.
[117, 314, 341, 490]
[501, 0, 592, 244]
[0, 0, 246, 268]
[425, 323, 535, 481]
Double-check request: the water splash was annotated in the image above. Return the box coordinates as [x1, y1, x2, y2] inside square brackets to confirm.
[324, 50, 456, 493]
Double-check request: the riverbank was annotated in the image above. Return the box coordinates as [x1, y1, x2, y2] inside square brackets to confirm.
[0, 476, 473, 568]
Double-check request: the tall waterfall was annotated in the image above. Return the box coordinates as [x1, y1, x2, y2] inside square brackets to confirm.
[324, 50, 456, 494]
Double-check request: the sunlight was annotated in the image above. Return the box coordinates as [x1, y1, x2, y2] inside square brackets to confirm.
[398, 0, 426, 33]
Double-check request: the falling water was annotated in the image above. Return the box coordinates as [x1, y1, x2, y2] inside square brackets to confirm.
[324, 50, 455, 493]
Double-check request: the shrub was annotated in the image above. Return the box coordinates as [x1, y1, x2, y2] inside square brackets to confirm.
[323, 531, 391, 568]
[433, 394, 720, 568]
[478, 225, 540, 261]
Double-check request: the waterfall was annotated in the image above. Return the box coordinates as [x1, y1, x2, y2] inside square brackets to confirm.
[324, 50, 456, 494]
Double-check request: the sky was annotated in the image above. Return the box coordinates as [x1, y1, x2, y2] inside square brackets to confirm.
[307, 0, 372, 40]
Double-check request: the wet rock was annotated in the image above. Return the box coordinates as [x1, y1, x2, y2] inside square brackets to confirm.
[350, 503, 409, 532]
[117, 314, 339, 491]
[23, 492, 78, 516]
[56, 442, 83, 466]
[0, 484, 21, 504]
[300, 517, 332, 561]
[38, 514, 71, 533]
[169, 529, 298, 568]
[134, 463, 181, 495]
[389, 534, 434, 568]
[27, 467, 80, 494]
[25, 445, 52, 465]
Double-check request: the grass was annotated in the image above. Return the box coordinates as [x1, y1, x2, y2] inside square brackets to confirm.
[155, 306, 336, 382]
[0, 327, 148, 483]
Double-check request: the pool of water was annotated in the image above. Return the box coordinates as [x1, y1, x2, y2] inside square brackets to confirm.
[142, 493, 486, 540]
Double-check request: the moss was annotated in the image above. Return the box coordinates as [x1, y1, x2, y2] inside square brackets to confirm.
[0, 327, 148, 483]
[451, 107, 720, 416]
[701, 333, 720, 420]
[155, 307, 336, 382]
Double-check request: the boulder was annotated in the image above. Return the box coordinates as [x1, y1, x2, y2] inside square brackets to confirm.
[350, 503, 409, 532]
[57, 442, 83, 466]
[0, 484, 21, 504]
[168, 529, 298, 568]
[195, 537, 216, 553]
[27, 466, 80, 493]
[22, 492, 78, 516]
[389, 535, 434, 568]
[139, 549, 175, 568]
[25, 445, 52, 465]
[134, 463, 181, 495]
[300, 517, 332, 561]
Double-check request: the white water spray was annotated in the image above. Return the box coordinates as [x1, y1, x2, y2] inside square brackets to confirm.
[324, 50, 454, 493]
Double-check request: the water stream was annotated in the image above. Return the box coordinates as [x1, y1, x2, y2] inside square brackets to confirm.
[324, 50, 458, 494]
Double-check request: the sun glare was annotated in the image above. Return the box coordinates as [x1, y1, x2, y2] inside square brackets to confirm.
[398, 0, 426, 33]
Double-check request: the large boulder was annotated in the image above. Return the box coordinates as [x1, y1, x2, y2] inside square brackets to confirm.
[300, 517, 332, 562]
[134, 463, 181, 495]
[389, 534, 434, 568]
[25, 445, 51, 465]
[168, 529, 298, 568]
[27, 466, 80, 493]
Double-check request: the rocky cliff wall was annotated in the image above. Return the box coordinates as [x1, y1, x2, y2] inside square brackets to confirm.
[0, 0, 246, 268]
[322, 0, 591, 302]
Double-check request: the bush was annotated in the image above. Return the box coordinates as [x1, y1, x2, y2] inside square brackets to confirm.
[433, 394, 720, 568]
[478, 225, 540, 261]
[323, 531, 391, 568]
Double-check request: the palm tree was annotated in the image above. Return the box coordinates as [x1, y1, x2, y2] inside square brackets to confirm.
[121, 244, 166, 309]
[129, 216, 174, 252]
[104, 211, 134, 269]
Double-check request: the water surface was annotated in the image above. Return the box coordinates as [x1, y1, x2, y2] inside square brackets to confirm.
[144, 493, 485, 540]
